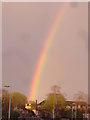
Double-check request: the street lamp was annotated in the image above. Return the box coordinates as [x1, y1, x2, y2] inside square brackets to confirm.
[53, 93, 55, 120]
[72, 105, 77, 120]
[4, 85, 11, 120]
[53, 100, 55, 120]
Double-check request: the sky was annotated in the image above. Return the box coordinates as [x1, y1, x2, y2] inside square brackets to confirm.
[2, 2, 88, 102]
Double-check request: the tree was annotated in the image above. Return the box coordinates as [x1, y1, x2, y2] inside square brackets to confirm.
[11, 92, 27, 109]
[73, 91, 88, 102]
[2, 90, 27, 119]
[39, 85, 66, 118]
[73, 91, 88, 119]
[2, 90, 10, 118]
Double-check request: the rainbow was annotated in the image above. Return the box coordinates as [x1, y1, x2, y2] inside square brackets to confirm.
[28, 3, 70, 101]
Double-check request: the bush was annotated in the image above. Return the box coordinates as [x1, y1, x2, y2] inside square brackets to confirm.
[28, 110, 36, 117]
[11, 110, 20, 118]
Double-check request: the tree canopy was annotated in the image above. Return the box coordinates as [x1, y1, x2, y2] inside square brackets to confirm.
[2, 90, 10, 118]
[2, 90, 27, 118]
[39, 85, 66, 118]
[11, 92, 27, 109]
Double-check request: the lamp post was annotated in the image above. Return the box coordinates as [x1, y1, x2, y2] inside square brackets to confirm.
[72, 106, 73, 120]
[4, 85, 11, 120]
[72, 105, 77, 120]
[53, 93, 55, 120]
[53, 100, 55, 120]
[74, 106, 77, 120]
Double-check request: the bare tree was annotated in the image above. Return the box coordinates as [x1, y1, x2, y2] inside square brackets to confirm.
[73, 91, 88, 103]
[51, 85, 61, 94]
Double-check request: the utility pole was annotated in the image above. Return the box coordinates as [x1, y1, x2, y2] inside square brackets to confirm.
[53, 100, 55, 120]
[4, 85, 11, 120]
[36, 100, 38, 116]
[72, 107, 73, 120]
[73, 106, 77, 120]
[53, 93, 55, 120]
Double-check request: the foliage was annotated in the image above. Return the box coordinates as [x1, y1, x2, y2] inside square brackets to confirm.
[77, 109, 83, 119]
[10, 110, 20, 118]
[11, 92, 27, 109]
[39, 85, 66, 118]
[2, 90, 10, 118]
[27, 110, 36, 117]
[2, 90, 27, 118]
[65, 109, 72, 118]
